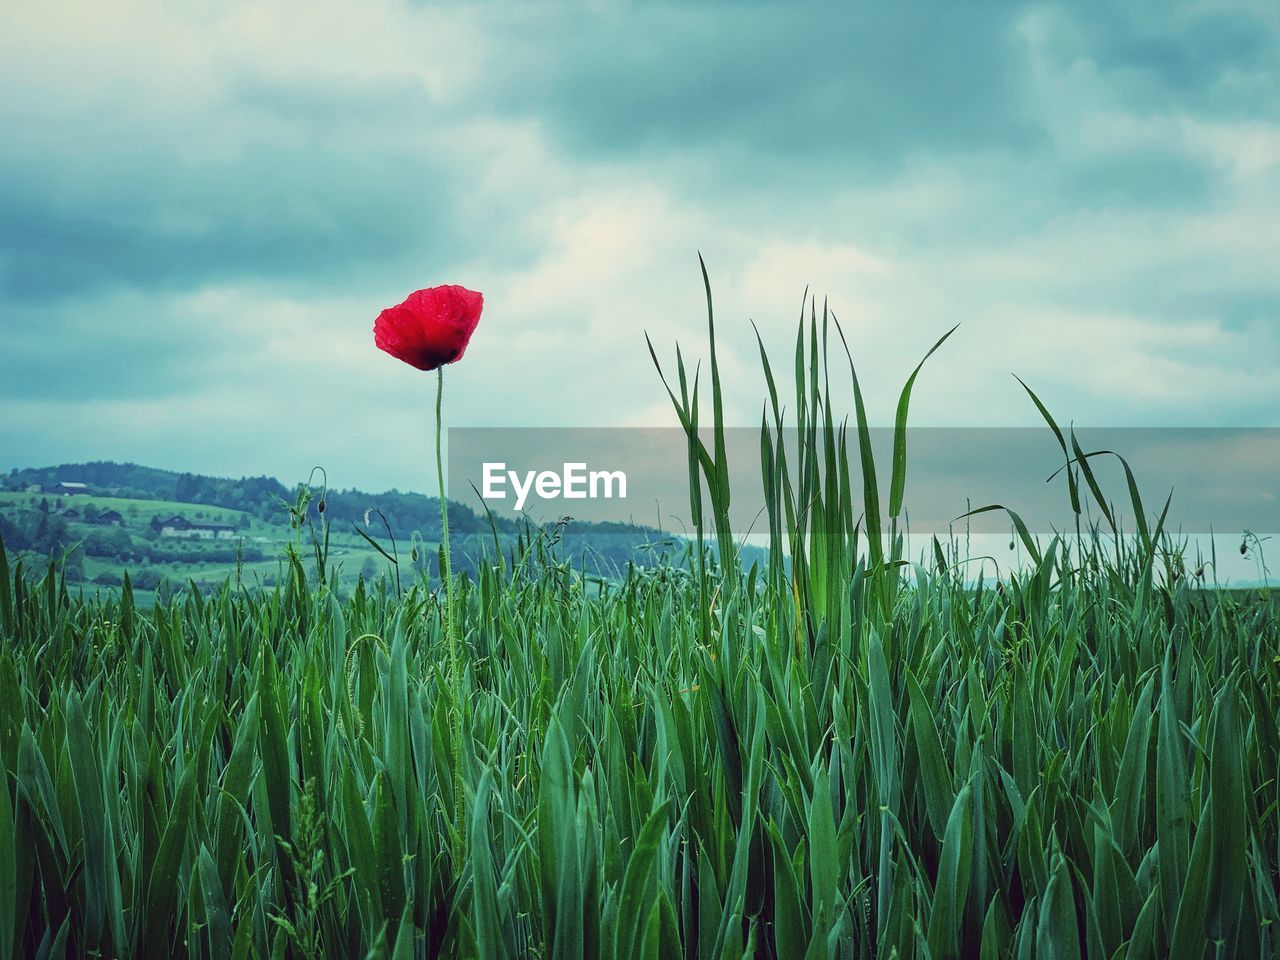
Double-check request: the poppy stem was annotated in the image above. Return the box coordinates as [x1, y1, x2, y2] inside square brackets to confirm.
[436, 366, 464, 860]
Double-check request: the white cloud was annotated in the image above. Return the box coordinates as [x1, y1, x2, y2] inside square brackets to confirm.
[1, 0, 1277, 497]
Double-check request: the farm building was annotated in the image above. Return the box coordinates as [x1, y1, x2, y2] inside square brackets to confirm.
[95, 509, 124, 526]
[157, 514, 237, 540]
[46, 481, 89, 495]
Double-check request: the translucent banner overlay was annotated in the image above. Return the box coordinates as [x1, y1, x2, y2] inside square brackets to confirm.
[449, 427, 1279, 537]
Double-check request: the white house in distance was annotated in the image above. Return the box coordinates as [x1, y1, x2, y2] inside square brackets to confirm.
[158, 514, 238, 540]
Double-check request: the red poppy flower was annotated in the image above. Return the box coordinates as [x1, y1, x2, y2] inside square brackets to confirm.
[373, 285, 484, 371]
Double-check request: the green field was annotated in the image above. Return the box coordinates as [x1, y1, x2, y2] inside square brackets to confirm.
[0, 489, 404, 597]
[1, 305, 1276, 959]
[0, 491, 261, 528]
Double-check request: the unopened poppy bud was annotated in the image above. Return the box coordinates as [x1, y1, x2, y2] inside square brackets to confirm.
[317, 500, 326, 514]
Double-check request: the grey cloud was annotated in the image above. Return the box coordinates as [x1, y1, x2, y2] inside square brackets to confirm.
[1054, 1, 1279, 116]
[1056, 148, 1216, 209]
[0, 293, 243, 400]
[470, 3, 1043, 169]
[0, 141, 458, 301]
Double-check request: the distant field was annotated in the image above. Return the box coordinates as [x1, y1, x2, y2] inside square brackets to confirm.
[1, 490, 408, 595]
[0, 490, 263, 528]
[1, 491, 405, 545]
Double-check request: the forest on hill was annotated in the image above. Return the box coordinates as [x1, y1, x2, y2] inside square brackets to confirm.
[0, 461, 701, 595]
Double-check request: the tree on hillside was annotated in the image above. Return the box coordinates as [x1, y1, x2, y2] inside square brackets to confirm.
[85, 526, 133, 559]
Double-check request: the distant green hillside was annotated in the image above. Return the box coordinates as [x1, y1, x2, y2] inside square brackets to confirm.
[1, 461, 710, 600]
[0, 490, 262, 527]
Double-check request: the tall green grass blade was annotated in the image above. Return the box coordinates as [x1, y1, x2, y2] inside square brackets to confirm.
[889, 324, 958, 519]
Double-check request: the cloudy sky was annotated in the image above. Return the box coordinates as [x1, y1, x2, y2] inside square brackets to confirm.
[1, 0, 1277, 495]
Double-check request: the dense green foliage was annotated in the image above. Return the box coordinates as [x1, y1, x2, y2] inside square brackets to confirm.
[2, 520, 1277, 958]
[0, 504, 263, 566]
[0, 471, 694, 589]
[4, 461, 539, 537]
[1, 285, 1276, 958]
[4, 464, 293, 525]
